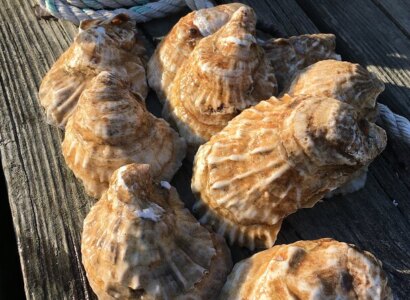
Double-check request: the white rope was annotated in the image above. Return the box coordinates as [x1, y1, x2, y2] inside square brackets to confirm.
[37, 0, 214, 25]
[377, 103, 410, 147]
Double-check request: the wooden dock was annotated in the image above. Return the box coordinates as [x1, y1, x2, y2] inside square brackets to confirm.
[0, 0, 409, 298]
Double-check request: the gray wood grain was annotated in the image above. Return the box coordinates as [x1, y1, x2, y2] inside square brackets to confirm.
[0, 0, 409, 299]
[371, 0, 410, 39]
[0, 0, 94, 299]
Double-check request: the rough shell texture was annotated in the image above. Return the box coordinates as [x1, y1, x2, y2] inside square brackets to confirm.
[285, 59, 385, 120]
[262, 34, 340, 92]
[220, 238, 392, 300]
[39, 14, 148, 128]
[192, 95, 387, 249]
[62, 72, 186, 198]
[82, 163, 232, 299]
[147, 3, 245, 102]
[164, 6, 277, 153]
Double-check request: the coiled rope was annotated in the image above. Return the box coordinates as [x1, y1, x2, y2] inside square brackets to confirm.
[378, 103, 410, 148]
[37, 0, 214, 25]
[36, 0, 410, 146]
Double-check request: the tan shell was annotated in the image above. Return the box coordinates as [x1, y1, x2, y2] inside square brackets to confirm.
[147, 3, 245, 102]
[262, 34, 340, 92]
[220, 238, 392, 300]
[164, 6, 277, 153]
[39, 14, 148, 128]
[285, 59, 385, 120]
[192, 95, 386, 249]
[62, 71, 186, 198]
[82, 163, 232, 299]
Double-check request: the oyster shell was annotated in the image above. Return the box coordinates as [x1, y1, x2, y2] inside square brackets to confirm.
[164, 6, 277, 153]
[286, 59, 385, 120]
[39, 14, 148, 128]
[147, 3, 245, 102]
[62, 71, 186, 198]
[82, 163, 232, 299]
[192, 95, 387, 249]
[262, 34, 340, 92]
[220, 238, 392, 300]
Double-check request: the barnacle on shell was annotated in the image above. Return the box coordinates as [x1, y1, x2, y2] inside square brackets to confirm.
[62, 71, 186, 198]
[147, 3, 245, 103]
[220, 238, 392, 300]
[39, 14, 148, 128]
[262, 33, 340, 92]
[164, 6, 277, 154]
[285, 59, 385, 120]
[192, 94, 386, 249]
[82, 163, 232, 299]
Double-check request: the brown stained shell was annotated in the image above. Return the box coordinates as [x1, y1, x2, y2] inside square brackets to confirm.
[262, 33, 340, 92]
[62, 71, 186, 198]
[192, 95, 387, 249]
[39, 14, 148, 128]
[220, 238, 392, 300]
[164, 6, 277, 154]
[285, 59, 385, 120]
[147, 3, 245, 102]
[82, 163, 232, 299]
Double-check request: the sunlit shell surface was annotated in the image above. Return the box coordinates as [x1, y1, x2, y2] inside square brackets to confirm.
[39, 14, 148, 128]
[82, 163, 232, 299]
[286, 59, 385, 120]
[147, 3, 245, 102]
[164, 6, 277, 153]
[220, 238, 392, 300]
[262, 34, 340, 92]
[62, 72, 186, 198]
[192, 95, 387, 249]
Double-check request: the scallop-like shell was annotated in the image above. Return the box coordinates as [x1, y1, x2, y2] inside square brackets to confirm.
[262, 34, 340, 92]
[62, 71, 186, 198]
[82, 163, 232, 299]
[164, 6, 277, 153]
[39, 14, 148, 128]
[192, 95, 387, 249]
[285, 59, 385, 120]
[147, 3, 245, 102]
[220, 238, 392, 300]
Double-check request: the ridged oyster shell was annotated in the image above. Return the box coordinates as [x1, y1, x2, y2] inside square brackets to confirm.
[286, 59, 385, 120]
[262, 34, 340, 92]
[164, 6, 277, 153]
[62, 71, 186, 198]
[39, 14, 148, 128]
[285, 59, 385, 196]
[147, 3, 245, 102]
[82, 163, 232, 299]
[220, 238, 392, 300]
[192, 95, 386, 249]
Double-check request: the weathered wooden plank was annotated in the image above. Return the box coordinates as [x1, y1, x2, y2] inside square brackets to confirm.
[0, 0, 94, 299]
[371, 0, 410, 39]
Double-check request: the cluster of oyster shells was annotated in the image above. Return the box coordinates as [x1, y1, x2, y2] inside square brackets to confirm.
[39, 14, 186, 198]
[38, 3, 392, 299]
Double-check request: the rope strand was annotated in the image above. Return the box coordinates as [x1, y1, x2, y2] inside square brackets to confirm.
[37, 0, 213, 24]
[377, 103, 410, 147]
